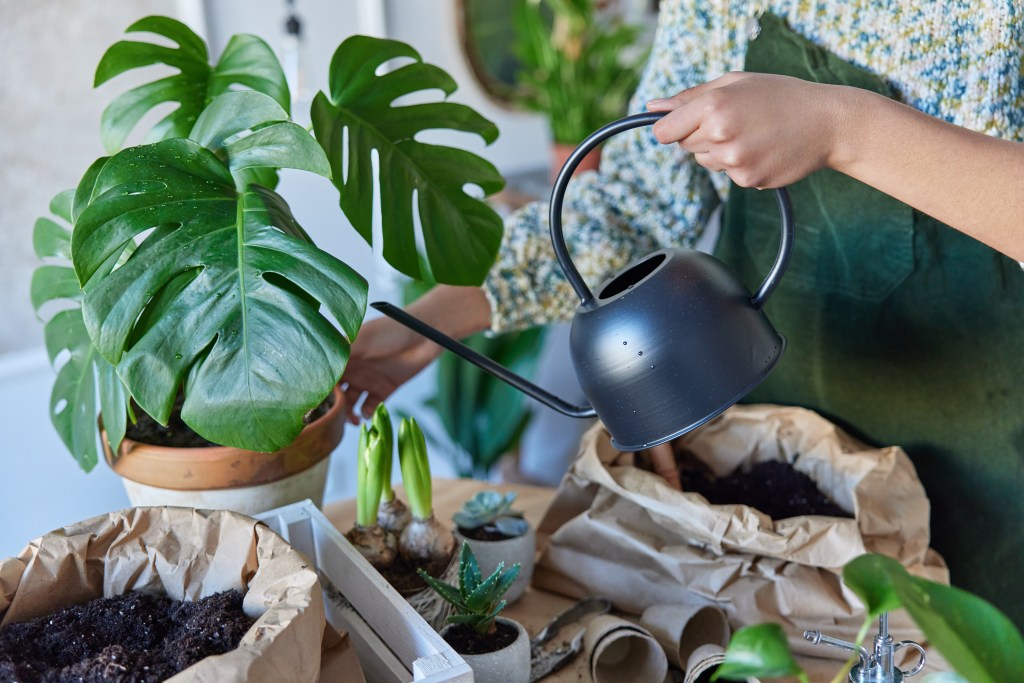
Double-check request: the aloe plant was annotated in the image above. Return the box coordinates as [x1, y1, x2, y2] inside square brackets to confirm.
[32, 16, 506, 462]
[418, 542, 521, 636]
[714, 554, 1024, 683]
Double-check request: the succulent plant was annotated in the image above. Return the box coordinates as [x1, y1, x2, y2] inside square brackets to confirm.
[418, 542, 521, 636]
[453, 490, 529, 538]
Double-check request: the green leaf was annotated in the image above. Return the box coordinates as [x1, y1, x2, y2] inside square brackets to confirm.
[418, 568, 467, 611]
[713, 624, 804, 681]
[311, 35, 505, 285]
[191, 91, 330, 179]
[32, 191, 128, 471]
[71, 113, 367, 451]
[843, 554, 904, 618]
[891, 571, 1024, 683]
[459, 541, 483, 595]
[96, 16, 289, 152]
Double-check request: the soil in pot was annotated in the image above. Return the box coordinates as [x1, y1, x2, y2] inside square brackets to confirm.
[126, 393, 335, 448]
[639, 452, 852, 520]
[456, 526, 518, 542]
[0, 590, 254, 683]
[442, 622, 519, 656]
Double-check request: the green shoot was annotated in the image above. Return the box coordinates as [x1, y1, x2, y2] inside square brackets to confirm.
[399, 416, 432, 520]
[356, 424, 386, 527]
[373, 404, 395, 502]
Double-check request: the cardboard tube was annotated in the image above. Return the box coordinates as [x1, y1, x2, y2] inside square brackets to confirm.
[684, 644, 761, 683]
[584, 614, 668, 683]
[641, 603, 731, 669]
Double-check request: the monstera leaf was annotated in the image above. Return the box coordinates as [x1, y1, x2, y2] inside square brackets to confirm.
[312, 36, 505, 285]
[31, 187, 128, 471]
[95, 16, 289, 153]
[72, 91, 367, 452]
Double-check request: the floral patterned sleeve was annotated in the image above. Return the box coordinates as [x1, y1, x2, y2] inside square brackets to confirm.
[481, 1, 724, 334]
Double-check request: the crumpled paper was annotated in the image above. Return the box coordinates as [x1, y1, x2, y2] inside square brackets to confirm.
[534, 405, 949, 657]
[0, 506, 325, 682]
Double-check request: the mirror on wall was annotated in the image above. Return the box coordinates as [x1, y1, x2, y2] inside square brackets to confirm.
[456, 0, 528, 107]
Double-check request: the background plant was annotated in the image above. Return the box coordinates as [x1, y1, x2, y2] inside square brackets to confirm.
[512, 0, 649, 146]
[404, 280, 545, 479]
[714, 554, 1024, 683]
[419, 542, 521, 636]
[32, 16, 508, 465]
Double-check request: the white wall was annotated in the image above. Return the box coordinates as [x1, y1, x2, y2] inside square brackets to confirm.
[0, 0, 550, 558]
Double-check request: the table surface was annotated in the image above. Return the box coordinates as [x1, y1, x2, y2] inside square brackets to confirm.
[323, 478, 947, 683]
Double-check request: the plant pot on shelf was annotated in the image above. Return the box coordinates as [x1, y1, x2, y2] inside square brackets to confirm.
[455, 524, 535, 604]
[441, 617, 530, 683]
[551, 143, 601, 181]
[102, 386, 346, 516]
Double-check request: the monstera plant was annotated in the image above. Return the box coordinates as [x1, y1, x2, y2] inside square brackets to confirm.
[32, 16, 505, 470]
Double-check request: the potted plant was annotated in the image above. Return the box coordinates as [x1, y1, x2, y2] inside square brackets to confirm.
[713, 554, 1024, 683]
[420, 543, 529, 683]
[454, 490, 535, 604]
[30, 16, 506, 513]
[512, 0, 649, 177]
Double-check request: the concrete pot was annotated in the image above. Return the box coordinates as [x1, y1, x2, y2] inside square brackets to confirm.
[455, 525, 535, 604]
[442, 617, 530, 683]
[101, 387, 345, 515]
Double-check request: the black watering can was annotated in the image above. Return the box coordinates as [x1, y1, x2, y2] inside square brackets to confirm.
[374, 112, 794, 451]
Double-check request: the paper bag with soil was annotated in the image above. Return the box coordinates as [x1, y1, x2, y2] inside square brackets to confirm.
[0, 506, 325, 682]
[533, 404, 948, 657]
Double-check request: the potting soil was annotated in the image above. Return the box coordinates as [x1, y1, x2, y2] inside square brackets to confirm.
[443, 621, 518, 655]
[0, 590, 255, 682]
[650, 457, 852, 520]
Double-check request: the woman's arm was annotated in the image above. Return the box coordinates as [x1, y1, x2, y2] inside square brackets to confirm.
[648, 72, 1024, 261]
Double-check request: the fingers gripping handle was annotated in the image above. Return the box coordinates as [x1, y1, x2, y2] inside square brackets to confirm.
[547, 111, 794, 310]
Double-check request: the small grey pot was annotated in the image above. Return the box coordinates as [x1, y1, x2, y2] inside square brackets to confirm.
[454, 524, 535, 604]
[443, 617, 530, 683]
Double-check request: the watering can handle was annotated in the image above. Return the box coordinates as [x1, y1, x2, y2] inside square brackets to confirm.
[549, 111, 794, 310]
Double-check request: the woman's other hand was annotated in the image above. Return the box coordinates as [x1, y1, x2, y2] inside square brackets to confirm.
[340, 285, 492, 423]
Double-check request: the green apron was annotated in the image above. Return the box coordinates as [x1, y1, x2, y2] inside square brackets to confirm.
[715, 13, 1024, 627]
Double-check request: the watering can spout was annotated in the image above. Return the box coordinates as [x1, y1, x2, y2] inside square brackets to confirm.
[370, 302, 598, 419]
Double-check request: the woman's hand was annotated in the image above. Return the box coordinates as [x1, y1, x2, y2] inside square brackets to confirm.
[647, 72, 849, 189]
[340, 285, 492, 423]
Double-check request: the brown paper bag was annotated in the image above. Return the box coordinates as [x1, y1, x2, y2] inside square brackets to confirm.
[534, 405, 948, 657]
[0, 507, 325, 682]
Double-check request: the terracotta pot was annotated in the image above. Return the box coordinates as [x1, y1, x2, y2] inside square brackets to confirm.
[550, 143, 601, 182]
[102, 387, 346, 515]
[454, 524, 535, 604]
[441, 617, 530, 683]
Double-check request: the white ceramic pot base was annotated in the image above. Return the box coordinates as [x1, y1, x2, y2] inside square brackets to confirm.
[120, 458, 330, 515]
[445, 617, 530, 683]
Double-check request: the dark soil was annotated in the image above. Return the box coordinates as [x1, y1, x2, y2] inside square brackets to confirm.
[679, 460, 852, 519]
[443, 621, 518, 655]
[0, 590, 255, 683]
[457, 526, 515, 542]
[125, 392, 334, 448]
[379, 551, 454, 594]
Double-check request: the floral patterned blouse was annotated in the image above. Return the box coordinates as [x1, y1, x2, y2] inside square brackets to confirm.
[482, 0, 1024, 333]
